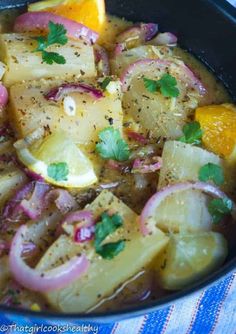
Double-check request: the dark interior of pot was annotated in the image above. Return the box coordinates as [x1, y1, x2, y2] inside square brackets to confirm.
[0, 0, 235, 321]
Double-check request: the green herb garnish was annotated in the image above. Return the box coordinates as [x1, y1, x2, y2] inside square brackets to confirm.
[199, 163, 224, 186]
[34, 21, 68, 65]
[143, 74, 180, 98]
[208, 198, 233, 224]
[178, 121, 203, 145]
[47, 162, 69, 181]
[96, 127, 130, 161]
[99, 77, 112, 91]
[94, 212, 125, 260]
[96, 240, 125, 260]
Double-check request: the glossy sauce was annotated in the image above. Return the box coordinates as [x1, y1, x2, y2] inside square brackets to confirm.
[0, 10, 233, 313]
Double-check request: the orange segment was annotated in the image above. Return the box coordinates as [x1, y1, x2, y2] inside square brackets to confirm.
[195, 104, 236, 158]
[28, 0, 106, 33]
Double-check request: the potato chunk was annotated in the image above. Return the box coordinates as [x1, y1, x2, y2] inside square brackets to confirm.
[9, 79, 123, 146]
[0, 33, 96, 86]
[37, 190, 169, 312]
[156, 141, 223, 233]
[122, 60, 203, 140]
[0, 166, 27, 209]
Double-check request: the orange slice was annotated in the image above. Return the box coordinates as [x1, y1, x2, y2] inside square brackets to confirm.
[195, 104, 236, 159]
[28, 0, 106, 33]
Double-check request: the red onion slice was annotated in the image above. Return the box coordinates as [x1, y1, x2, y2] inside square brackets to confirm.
[126, 130, 148, 144]
[121, 58, 206, 95]
[18, 182, 50, 220]
[9, 225, 89, 292]
[132, 157, 162, 174]
[14, 12, 99, 45]
[94, 45, 110, 76]
[2, 182, 35, 221]
[0, 84, 8, 109]
[61, 210, 95, 243]
[23, 169, 45, 182]
[44, 83, 103, 102]
[117, 23, 158, 45]
[0, 240, 37, 258]
[45, 189, 77, 214]
[140, 182, 236, 236]
[114, 43, 126, 56]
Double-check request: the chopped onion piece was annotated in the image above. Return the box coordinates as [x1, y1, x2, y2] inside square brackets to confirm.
[114, 43, 126, 55]
[140, 182, 236, 236]
[14, 12, 99, 44]
[117, 23, 158, 45]
[150, 32, 178, 46]
[126, 130, 148, 144]
[63, 96, 76, 116]
[94, 45, 110, 76]
[2, 182, 35, 221]
[132, 157, 162, 174]
[18, 182, 50, 220]
[9, 225, 89, 292]
[61, 210, 95, 243]
[45, 189, 77, 214]
[0, 84, 8, 109]
[44, 83, 103, 102]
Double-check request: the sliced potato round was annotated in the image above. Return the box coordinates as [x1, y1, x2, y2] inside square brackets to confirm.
[156, 232, 228, 290]
[122, 59, 204, 140]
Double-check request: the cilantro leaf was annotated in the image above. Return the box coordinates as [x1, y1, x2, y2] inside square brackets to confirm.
[143, 78, 159, 93]
[158, 74, 180, 97]
[94, 212, 123, 247]
[199, 163, 224, 186]
[96, 240, 125, 260]
[47, 21, 68, 46]
[34, 36, 47, 52]
[94, 212, 125, 260]
[96, 127, 130, 161]
[208, 198, 233, 224]
[178, 121, 203, 145]
[42, 51, 66, 65]
[47, 162, 69, 181]
[143, 73, 180, 98]
[100, 77, 113, 91]
[33, 21, 68, 65]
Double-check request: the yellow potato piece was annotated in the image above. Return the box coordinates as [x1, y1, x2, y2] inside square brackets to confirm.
[0, 33, 96, 86]
[9, 78, 123, 146]
[37, 190, 169, 312]
[0, 166, 27, 209]
[156, 141, 222, 233]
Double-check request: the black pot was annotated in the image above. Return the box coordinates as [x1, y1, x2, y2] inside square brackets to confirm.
[0, 0, 235, 323]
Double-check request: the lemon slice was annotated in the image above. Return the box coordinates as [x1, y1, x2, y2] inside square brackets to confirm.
[15, 132, 97, 188]
[157, 232, 228, 290]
